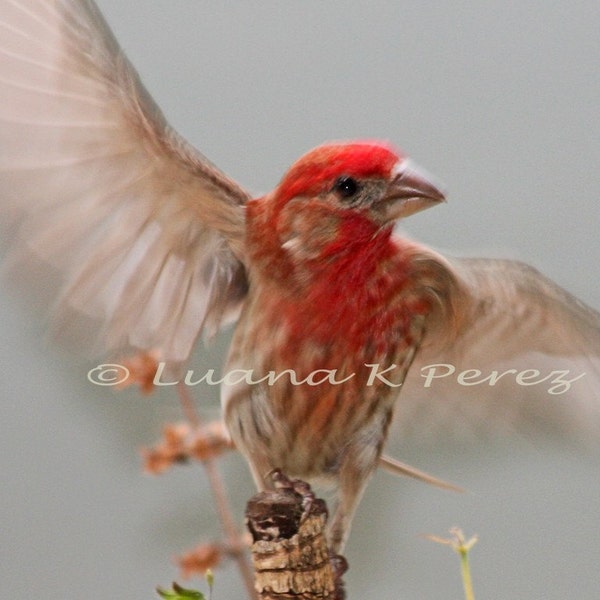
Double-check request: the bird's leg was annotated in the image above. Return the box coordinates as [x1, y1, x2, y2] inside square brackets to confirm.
[327, 440, 381, 554]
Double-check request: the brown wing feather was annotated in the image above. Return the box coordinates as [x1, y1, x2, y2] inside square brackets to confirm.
[393, 256, 600, 443]
[0, 0, 251, 361]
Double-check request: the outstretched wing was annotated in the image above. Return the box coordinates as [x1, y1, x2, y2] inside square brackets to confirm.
[0, 0, 251, 362]
[395, 256, 600, 442]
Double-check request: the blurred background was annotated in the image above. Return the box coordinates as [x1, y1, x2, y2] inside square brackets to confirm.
[1, 1, 599, 598]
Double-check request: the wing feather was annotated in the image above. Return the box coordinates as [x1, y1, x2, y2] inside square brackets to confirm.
[394, 256, 600, 442]
[0, 0, 251, 361]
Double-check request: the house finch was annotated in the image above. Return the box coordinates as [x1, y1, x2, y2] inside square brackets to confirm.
[1, 0, 599, 552]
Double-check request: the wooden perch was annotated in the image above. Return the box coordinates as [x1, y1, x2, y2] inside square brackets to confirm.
[245, 474, 346, 600]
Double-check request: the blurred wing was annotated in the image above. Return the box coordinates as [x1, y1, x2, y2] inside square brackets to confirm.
[395, 257, 600, 443]
[0, 0, 251, 362]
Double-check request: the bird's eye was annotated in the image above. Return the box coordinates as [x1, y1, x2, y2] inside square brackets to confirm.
[333, 175, 359, 199]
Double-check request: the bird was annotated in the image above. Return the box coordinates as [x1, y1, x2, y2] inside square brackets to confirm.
[1, 0, 599, 553]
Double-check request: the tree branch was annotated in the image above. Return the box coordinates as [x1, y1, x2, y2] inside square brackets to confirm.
[245, 475, 346, 600]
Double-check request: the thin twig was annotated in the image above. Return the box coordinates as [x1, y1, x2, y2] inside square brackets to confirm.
[177, 381, 202, 427]
[176, 383, 256, 599]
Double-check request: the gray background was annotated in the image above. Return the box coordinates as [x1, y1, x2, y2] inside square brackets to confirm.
[1, 1, 599, 598]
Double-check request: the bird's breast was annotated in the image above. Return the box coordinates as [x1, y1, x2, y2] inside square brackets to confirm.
[222, 243, 433, 477]
[226, 201, 463, 480]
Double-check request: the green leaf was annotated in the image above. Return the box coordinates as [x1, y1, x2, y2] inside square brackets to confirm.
[156, 582, 205, 600]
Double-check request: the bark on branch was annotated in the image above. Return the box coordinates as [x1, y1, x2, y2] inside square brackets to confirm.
[245, 476, 346, 600]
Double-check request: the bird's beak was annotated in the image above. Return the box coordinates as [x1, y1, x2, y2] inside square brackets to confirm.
[380, 158, 446, 221]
